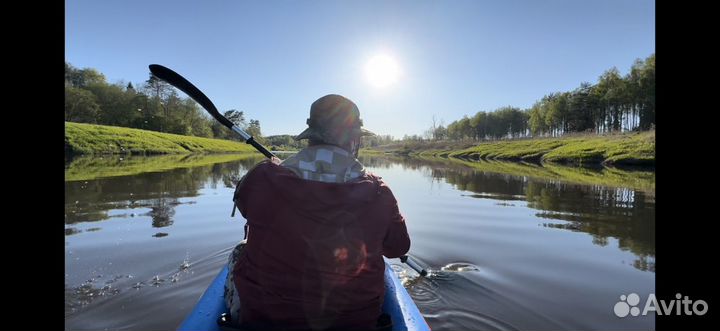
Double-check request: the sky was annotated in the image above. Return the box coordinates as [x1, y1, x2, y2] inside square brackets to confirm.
[65, 0, 655, 138]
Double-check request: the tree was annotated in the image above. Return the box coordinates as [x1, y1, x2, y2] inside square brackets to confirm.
[637, 54, 655, 130]
[597, 68, 624, 132]
[246, 119, 264, 143]
[543, 93, 569, 136]
[212, 110, 246, 140]
[470, 112, 488, 140]
[174, 98, 214, 137]
[446, 120, 460, 140]
[191, 117, 215, 138]
[65, 86, 100, 122]
[225, 110, 247, 127]
[433, 124, 448, 140]
[566, 83, 595, 133]
[65, 62, 106, 88]
[457, 116, 472, 140]
[143, 74, 178, 132]
[510, 108, 529, 138]
[528, 101, 547, 137]
[85, 82, 138, 127]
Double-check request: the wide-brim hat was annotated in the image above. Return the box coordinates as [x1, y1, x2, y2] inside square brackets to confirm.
[294, 94, 375, 143]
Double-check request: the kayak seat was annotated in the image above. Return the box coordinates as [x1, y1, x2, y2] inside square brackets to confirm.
[217, 312, 393, 331]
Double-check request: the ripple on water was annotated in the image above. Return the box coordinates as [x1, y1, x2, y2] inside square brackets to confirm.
[66, 259, 193, 317]
[393, 261, 484, 306]
[65, 281, 121, 316]
[440, 262, 481, 272]
[424, 308, 519, 331]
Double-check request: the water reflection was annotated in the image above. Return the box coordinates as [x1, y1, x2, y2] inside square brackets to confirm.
[67, 154, 654, 262]
[360, 155, 655, 272]
[65, 153, 654, 330]
[64, 155, 265, 234]
[65, 153, 263, 181]
[360, 154, 655, 192]
[530, 183, 654, 271]
[65, 282, 121, 316]
[149, 198, 175, 227]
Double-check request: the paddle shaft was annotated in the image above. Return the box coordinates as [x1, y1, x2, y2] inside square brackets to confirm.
[400, 255, 428, 276]
[148, 64, 275, 159]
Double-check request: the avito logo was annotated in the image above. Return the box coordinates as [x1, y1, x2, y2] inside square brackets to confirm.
[614, 293, 708, 317]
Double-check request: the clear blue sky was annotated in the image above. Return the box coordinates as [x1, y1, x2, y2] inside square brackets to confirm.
[65, 0, 654, 138]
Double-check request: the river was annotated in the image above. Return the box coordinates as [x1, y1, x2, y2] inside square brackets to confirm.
[65, 153, 654, 330]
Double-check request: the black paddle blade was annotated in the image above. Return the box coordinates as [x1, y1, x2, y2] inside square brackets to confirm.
[148, 64, 234, 129]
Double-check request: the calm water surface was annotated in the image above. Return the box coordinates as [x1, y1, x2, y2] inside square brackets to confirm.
[65, 154, 654, 330]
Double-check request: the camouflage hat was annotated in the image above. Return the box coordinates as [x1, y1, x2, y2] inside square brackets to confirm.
[294, 94, 375, 145]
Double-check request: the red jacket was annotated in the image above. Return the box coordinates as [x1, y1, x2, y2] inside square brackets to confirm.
[232, 161, 410, 330]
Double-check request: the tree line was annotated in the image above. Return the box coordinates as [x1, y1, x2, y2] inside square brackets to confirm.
[65, 62, 263, 142]
[67, 53, 654, 147]
[426, 54, 655, 141]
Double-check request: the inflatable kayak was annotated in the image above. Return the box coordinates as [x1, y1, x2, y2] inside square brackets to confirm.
[178, 261, 430, 331]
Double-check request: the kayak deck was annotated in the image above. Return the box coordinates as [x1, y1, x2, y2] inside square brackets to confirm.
[178, 261, 430, 331]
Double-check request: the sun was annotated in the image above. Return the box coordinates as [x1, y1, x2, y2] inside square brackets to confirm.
[365, 54, 400, 88]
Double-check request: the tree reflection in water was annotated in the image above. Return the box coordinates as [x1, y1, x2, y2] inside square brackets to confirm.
[64, 154, 265, 235]
[66, 154, 653, 270]
[360, 155, 655, 272]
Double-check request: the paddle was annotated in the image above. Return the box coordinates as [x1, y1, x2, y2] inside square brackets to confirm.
[400, 255, 428, 276]
[148, 64, 275, 159]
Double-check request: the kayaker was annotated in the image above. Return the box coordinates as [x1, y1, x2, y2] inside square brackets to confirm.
[224, 94, 411, 330]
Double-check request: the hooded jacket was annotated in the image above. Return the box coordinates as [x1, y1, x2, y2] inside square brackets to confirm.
[232, 155, 410, 330]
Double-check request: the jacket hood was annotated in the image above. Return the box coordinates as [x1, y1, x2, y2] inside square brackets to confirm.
[262, 162, 382, 213]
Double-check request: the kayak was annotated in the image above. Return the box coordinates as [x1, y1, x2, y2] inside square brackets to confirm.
[178, 261, 430, 331]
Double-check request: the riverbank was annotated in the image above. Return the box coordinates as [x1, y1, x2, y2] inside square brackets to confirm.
[370, 131, 654, 167]
[65, 122, 258, 156]
[65, 153, 264, 181]
[417, 155, 655, 192]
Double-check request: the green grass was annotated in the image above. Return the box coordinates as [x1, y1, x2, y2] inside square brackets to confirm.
[543, 132, 655, 166]
[65, 122, 258, 155]
[448, 139, 568, 161]
[413, 154, 655, 192]
[358, 148, 388, 156]
[372, 131, 655, 167]
[65, 153, 264, 181]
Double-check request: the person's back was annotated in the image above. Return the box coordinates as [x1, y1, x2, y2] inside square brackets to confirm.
[228, 95, 411, 330]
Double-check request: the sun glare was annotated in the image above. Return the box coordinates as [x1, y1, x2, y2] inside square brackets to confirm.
[365, 54, 400, 88]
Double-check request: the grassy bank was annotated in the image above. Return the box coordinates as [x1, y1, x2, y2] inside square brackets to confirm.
[358, 149, 387, 156]
[375, 131, 654, 167]
[359, 153, 654, 192]
[65, 122, 258, 155]
[425, 155, 655, 192]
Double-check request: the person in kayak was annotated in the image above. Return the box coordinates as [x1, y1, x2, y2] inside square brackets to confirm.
[224, 94, 411, 331]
